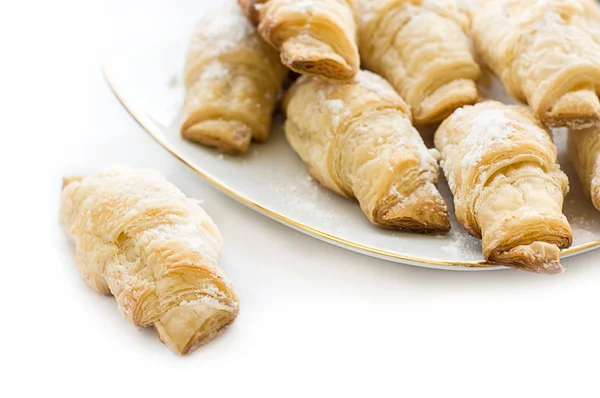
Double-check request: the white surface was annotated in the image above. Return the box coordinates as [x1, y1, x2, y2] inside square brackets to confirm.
[105, 8, 600, 268]
[3, 1, 600, 397]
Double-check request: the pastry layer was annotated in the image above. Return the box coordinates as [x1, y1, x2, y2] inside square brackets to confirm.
[240, 0, 359, 81]
[471, 0, 600, 130]
[435, 101, 573, 273]
[284, 71, 450, 233]
[357, 0, 480, 125]
[182, 1, 287, 153]
[61, 166, 239, 354]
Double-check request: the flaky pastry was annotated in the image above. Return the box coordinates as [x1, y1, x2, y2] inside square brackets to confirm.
[182, 1, 287, 153]
[357, 0, 481, 125]
[284, 70, 450, 232]
[239, 0, 359, 81]
[435, 101, 573, 274]
[471, 0, 600, 129]
[60, 166, 239, 354]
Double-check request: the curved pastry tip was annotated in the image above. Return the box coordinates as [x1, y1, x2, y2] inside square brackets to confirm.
[415, 79, 478, 126]
[155, 299, 239, 355]
[493, 241, 565, 275]
[376, 183, 451, 233]
[182, 120, 254, 154]
[280, 35, 357, 81]
[544, 88, 600, 130]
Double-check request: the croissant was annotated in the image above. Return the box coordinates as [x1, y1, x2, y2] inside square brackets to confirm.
[568, 127, 600, 210]
[435, 101, 572, 273]
[471, 0, 600, 130]
[181, 1, 287, 154]
[238, 0, 359, 81]
[60, 166, 239, 354]
[357, 0, 481, 125]
[283, 71, 450, 232]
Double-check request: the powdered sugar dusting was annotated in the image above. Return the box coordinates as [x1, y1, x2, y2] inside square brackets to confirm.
[440, 228, 480, 259]
[275, 172, 338, 226]
[203, 2, 254, 41]
[414, 137, 437, 180]
[459, 109, 513, 168]
[455, 107, 549, 168]
[355, 72, 399, 98]
[568, 211, 600, 243]
[289, 0, 315, 14]
[325, 99, 349, 127]
[199, 62, 229, 80]
[188, 0, 256, 58]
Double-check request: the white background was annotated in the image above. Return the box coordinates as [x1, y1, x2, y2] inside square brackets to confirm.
[3, 0, 600, 397]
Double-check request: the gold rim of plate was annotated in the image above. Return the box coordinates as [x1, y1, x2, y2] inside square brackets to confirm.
[103, 67, 600, 270]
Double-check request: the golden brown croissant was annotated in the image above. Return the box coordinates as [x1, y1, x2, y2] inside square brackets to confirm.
[471, 0, 600, 130]
[239, 0, 359, 81]
[435, 101, 573, 274]
[568, 127, 600, 210]
[357, 0, 481, 125]
[60, 166, 239, 354]
[182, 1, 287, 154]
[284, 70, 450, 232]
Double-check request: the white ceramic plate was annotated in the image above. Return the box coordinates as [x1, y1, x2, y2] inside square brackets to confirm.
[104, 1, 600, 270]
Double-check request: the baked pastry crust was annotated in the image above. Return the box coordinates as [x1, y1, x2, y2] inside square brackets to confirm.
[182, 1, 287, 154]
[283, 71, 450, 232]
[471, 0, 600, 130]
[568, 127, 600, 210]
[357, 0, 481, 125]
[60, 166, 239, 354]
[435, 101, 573, 273]
[239, 0, 359, 81]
